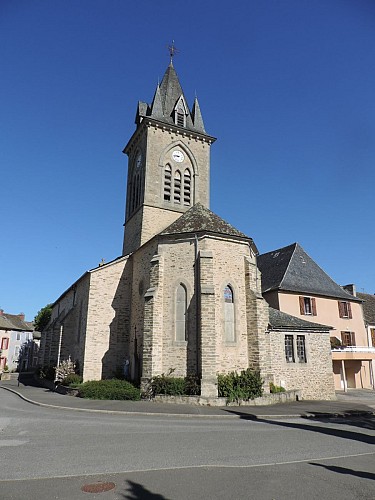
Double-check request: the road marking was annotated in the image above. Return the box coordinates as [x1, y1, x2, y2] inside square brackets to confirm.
[1, 451, 374, 482]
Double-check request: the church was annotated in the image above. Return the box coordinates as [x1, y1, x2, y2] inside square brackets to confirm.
[39, 59, 335, 401]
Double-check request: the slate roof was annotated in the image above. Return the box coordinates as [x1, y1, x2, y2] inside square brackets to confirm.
[268, 307, 332, 331]
[135, 63, 211, 136]
[160, 203, 252, 242]
[0, 313, 34, 332]
[357, 292, 375, 325]
[258, 243, 361, 302]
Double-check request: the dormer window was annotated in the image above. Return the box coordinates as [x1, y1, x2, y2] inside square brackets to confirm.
[174, 96, 187, 128]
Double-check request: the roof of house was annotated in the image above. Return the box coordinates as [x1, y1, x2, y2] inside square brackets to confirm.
[135, 63, 210, 136]
[160, 203, 254, 243]
[357, 292, 375, 325]
[0, 312, 34, 332]
[257, 242, 361, 302]
[268, 307, 332, 331]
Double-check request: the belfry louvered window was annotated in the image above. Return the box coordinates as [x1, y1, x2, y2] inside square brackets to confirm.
[174, 170, 181, 204]
[164, 161, 193, 207]
[183, 169, 191, 205]
[164, 164, 172, 201]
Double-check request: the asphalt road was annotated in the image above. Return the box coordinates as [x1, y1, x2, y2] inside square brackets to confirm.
[0, 390, 374, 499]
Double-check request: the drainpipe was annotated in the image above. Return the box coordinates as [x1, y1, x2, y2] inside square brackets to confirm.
[194, 234, 200, 376]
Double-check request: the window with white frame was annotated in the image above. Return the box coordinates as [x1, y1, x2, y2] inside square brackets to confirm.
[299, 296, 317, 316]
[338, 301, 352, 319]
[285, 335, 294, 363]
[296, 335, 307, 363]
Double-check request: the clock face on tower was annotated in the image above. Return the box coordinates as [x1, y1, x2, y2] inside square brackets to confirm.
[172, 150, 184, 163]
[135, 152, 142, 169]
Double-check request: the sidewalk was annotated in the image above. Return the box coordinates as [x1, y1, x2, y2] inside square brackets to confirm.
[1, 378, 375, 419]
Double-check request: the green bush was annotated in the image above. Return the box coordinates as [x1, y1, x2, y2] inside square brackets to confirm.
[78, 379, 141, 400]
[151, 371, 201, 397]
[269, 382, 286, 393]
[217, 369, 263, 403]
[62, 373, 83, 387]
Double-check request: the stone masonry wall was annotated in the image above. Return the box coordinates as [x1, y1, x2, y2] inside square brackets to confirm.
[268, 330, 336, 400]
[83, 256, 131, 381]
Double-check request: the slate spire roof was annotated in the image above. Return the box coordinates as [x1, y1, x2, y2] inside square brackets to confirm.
[160, 203, 253, 243]
[135, 63, 210, 136]
[257, 242, 361, 302]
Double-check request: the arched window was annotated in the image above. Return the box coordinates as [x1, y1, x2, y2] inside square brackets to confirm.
[174, 170, 181, 204]
[164, 164, 171, 201]
[224, 285, 235, 342]
[183, 169, 191, 206]
[176, 284, 187, 341]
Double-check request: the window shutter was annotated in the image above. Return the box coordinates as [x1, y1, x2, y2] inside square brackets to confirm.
[350, 332, 356, 346]
[348, 302, 352, 319]
[312, 298, 317, 316]
[338, 301, 343, 318]
[299, 296, 305, 315]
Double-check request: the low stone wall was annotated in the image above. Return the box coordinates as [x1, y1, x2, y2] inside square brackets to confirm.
[153, 389, 301, 407]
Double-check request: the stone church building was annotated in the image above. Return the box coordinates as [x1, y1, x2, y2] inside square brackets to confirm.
[39, 62, 335, 400]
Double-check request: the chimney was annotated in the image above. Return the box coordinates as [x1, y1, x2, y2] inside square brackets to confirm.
[18, 312, 25, 321]
[343, 284, 356, 297]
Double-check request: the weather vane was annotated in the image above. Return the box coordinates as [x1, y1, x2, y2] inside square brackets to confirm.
[168, 40, 179, 63]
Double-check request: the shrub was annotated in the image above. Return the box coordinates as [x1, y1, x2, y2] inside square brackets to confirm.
[55, 357, 76, 383]
[62, 373, 83, 387]
[150, 370, 201, 397]
[330, 337, 342, 349]
[269, 382, 286, 393]
[78, 379, 141, 400]
[217, 369, 263, 403]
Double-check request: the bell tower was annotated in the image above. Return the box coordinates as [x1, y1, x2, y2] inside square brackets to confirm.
[122, 61, 216, 255]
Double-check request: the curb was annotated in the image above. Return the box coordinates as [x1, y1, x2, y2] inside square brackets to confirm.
[1, 385, 374, 420]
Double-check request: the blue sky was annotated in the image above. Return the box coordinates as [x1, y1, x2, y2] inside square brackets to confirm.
[1, 0, 375, 321]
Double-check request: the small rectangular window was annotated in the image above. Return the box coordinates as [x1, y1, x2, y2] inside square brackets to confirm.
[296, 335, 306, 363]
[299, 296, 317, 316]
[338, 301, 352, 319]
[16, 333, 21, 341]
[285, 335, 294, 363]
[341, 331, 356, 347]
[1, 338, 9, 350]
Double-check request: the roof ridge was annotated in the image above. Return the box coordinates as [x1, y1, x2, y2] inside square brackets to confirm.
[279, 242, 298, 290]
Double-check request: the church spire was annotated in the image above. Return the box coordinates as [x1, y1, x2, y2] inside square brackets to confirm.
[150, 83, 164, 119]
[191, 96, 206, 133]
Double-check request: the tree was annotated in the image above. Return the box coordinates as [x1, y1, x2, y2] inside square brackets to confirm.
[34, 304, 52, 332]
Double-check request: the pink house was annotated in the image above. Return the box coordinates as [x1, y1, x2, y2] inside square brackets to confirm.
[257, 243, 375, 391]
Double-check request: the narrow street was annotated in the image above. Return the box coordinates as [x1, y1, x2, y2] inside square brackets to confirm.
[1, 389, 374, 499]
